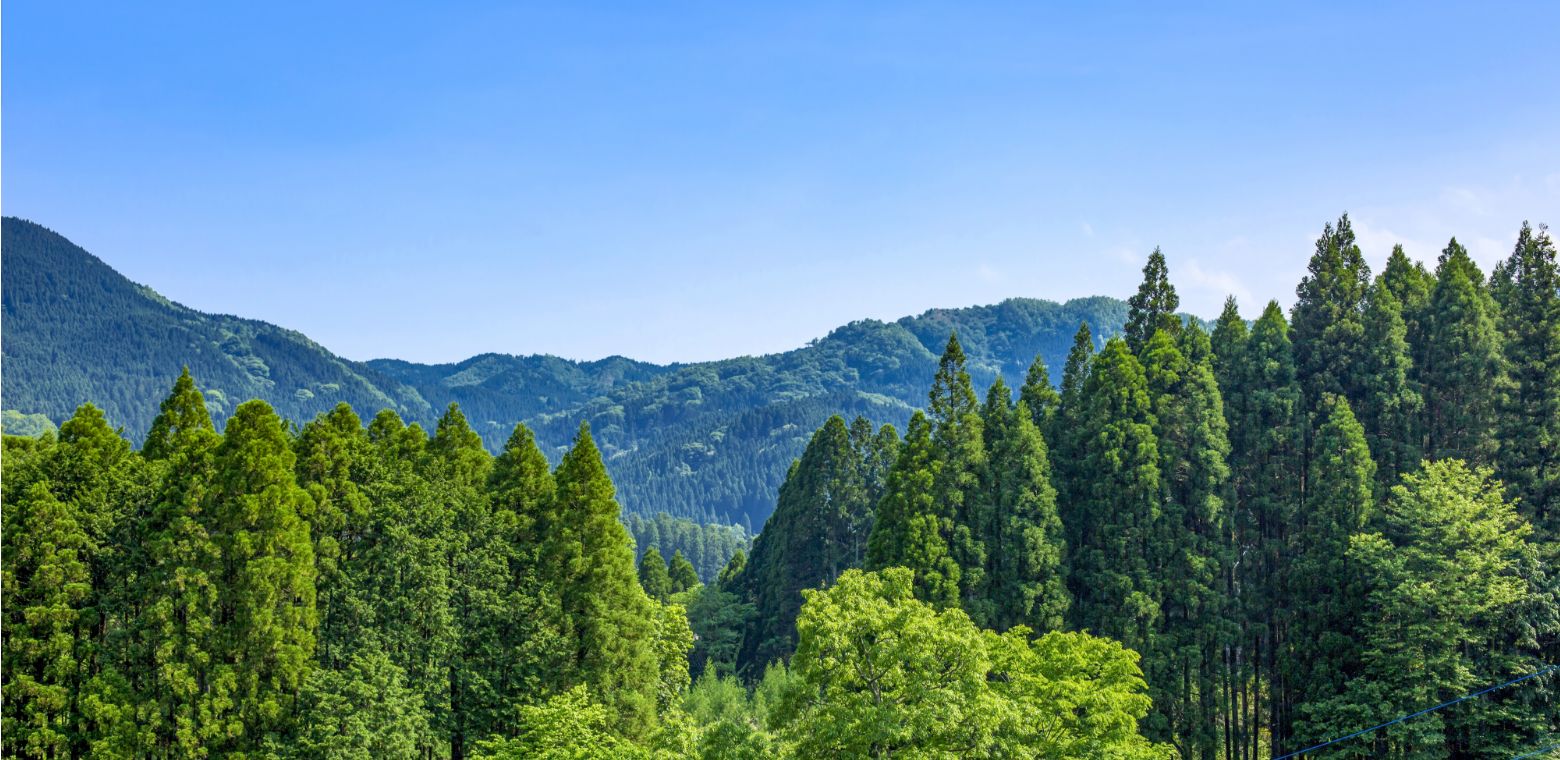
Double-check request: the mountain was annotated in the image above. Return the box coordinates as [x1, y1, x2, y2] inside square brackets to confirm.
[2, 216, 1131, 527]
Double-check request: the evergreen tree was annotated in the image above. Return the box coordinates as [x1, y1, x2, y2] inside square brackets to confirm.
[668, 551, 700, 594]
[1125, 247, 1182, 354]
[1019, 353, 1061, 433]
[1291, 214, 1372, 412]
[1492, 222, 1560, 538]
[639, 547, 674, 602]
[293, 403, 374, 671]
[737, 416, 868, 672]
[1049, 323, 1095, 530]
[547, 422, 660, 737]
[1424, 238, 1504, 466]
[865, 412, 960, 608]
[927, 333, 988, 608]
[1067, 338, 1162, 653]
[1380, 244, 1436, 390]
[1209, 296, 1248, 396]
[978, 389, 1068, 634]
[1358, 278, 1423, 494]
[1282, 394, 1375, 752]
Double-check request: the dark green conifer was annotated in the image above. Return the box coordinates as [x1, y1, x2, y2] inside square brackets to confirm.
[1291, 214, 1372, 412]
[1424, 238, 1504, 466]
[639, 547, 673, 602]
[1492, 222, 1560, 537]
[1358, 279, 1423, 494]
[668, 550, 700, 594]
[1125, 247, 1182, 354]
[1019, 354, 1061, 433]
[866, 412, 960, 609]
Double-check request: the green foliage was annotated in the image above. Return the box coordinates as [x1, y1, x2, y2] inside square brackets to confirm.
[977, 392, 1068, 633]
[293, 649, 429, 760]
[667, 552, 700, 595]
[1493, 222, 1560, 538]
[639, 547, 674, 602]
[1125, 247, 1182, 354]
[927, 333, 989, 609]
[1358, 278, 1423, 493]
[471, 686, 650, 760]
[1291, 213, 1372, 411]
[1424, 238, 1504, 466]
[2, 409, 57, 437]
[624, 513, 751, 585]
[866, 412, 960, 607]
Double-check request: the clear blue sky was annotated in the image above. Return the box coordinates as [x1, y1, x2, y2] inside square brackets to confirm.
[7, 2, 1558, 364]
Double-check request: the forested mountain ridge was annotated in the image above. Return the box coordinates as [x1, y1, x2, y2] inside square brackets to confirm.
[2, 216, 1133, 526]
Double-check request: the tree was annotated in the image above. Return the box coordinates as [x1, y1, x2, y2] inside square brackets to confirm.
[1423, 238, 1504, 466]
[293, 403, 375, 671]
[776, 568, 1171, 758]
[293, 649, 429, 760]
[668, 551, 700, 594]
[1068, 338, 1162, 653]
[1209, 296, 1248, 396]
[1050, 322, 1095, 535]
[1291, 214, 1372, 412]
[978, 385, 1068, 634]
[203, 399, 318, 752]
[547, 422, 660, 738]
[639, 547, 673, 602]
[1358, 279, 1422, 494]
[866, 411, 960, 608]
[1303, 461, 1540, 758]
[1283, 395, 1375, 752]
[1125, 247, 1182, 354]
[1492, 222, 1560, 538]
[928, 333, 988, 608]
[1020, 353, 1062, 433]
[470, 686, 649, 760]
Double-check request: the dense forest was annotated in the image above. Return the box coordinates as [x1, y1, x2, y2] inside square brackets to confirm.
[1, 216, 1133, 528]
[5, 214, 1558, 757]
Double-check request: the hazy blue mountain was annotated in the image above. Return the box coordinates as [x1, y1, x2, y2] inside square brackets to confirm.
[3, 216, 1130, 526]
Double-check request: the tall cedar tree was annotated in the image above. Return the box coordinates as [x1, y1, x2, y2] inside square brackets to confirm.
[668, 551, 700, 594]
[203, 400, 318, 753]
[1380, 244, 1436, 422]
[639, 547, 673, 602]
[1141, 326, 1233, 759]
[866, 411, 960, 608]
[1067, 337, 1162, 652]
[1049, 323, 1095, 531]
[737, 416, 869, 672]
[134, 369, 224, 756]
[1209, 296, 1248, 396]
[1358, 278, 1423, 494]
[1493, 222, 1560, 538]
[848, 415, 900, 565]
[545, 422, 660, 738]
[977, 380, 1068, 633]
[1424, 239, 1504, 466]
[1291, 214, 1372, 413]
[1282, 394, 1375, 752]
[293, 403, 375, 671]
[1125, 247, 1182, 354]
[927, 333, 988, 609]
[1019, 353, 1061, 433]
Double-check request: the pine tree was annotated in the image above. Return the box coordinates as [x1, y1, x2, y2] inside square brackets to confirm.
[1291, 214, 1372, 412]
[1424, 238, 1504, 466]
[1019, 354, 1061, 433]
[866, 411, 960, 609]
[1125, 247, 1182, 354]
[1282, 394, 1376, 752]
[1049, 323, 1095, 527]
[927, 333, 988, 608]
[1210, 296, 1248, 396]
[1380, 244, 1435, 382]
[203, 399, 318, 752]
[639, 547, 674, 602]
[1358, 278, 1423, 494]
[1492, 222, 1560, 538]
[668, 551, 700, 594]
[1067, 337, 1162, 653]
[547, 422, 659, 737]
[978, 387, 1068, 634]
[293, 403, 374, 671]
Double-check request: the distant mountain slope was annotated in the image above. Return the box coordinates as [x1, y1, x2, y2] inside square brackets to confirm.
[2, 216, 1130, 527]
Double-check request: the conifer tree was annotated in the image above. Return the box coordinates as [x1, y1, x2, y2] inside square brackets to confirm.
[547, 422, 659, 737]
[1380, 244, 1436, 381]
[1358, 279, 1423, 494]
[1424, 238, 1504, 466]
[1291, 214, 1372, 412]
[927, 333, 988, 608]
[1049, 322, 1095, 517]
[738, 416, 868, 672]
[1492, 222, 1560, 538]
[1210, 296, 1248, 395]
[1281, 394, 1375, 751]
[203, 400, 318, 752]
[1067, 337, 1162, 653]
[1019, 354, 1061, 433]
[1125, 247, 1182, 354]
[639, 547, 674, 602]
[866, 412, 960, 608]
[978, 387, 1068, 634]
[293, 403, 374, 670]
[668, 551, 700, 594]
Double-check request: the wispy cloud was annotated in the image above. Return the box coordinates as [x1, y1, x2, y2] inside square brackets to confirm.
[1181, 258, 1256, 313]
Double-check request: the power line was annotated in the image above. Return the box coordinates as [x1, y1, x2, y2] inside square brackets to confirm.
[1513, 742, 1560, 760]
[1274, 664, 1556, 760]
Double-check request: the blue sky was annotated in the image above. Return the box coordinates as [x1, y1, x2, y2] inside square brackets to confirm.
[8, 2, 1559, 364]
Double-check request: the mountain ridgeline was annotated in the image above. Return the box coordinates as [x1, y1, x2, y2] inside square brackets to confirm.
[1, 216, 1132, 528]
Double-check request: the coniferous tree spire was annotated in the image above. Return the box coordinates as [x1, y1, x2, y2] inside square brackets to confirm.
[548, 422, 658, 737]
[1019, 354, 1061, 433]
[1424, 238, 1504, 466]
[1210, 296, 1248, 394]
[1492, 222, 1560, 538]
[1125, 247, 1181, 353]
[927, 332, 987, 609]
[866, 411, 960, 608]
[1291, 214, 1372, 412]
[1358, 277, 1423, 494]
[668, 550, 699, 594]
[638, 547, 673, 602]
[979, 390, 1068, 634]
[142, 367, 216, 462]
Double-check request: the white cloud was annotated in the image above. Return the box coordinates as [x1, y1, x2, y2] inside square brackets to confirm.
[1181, 258, 1256, 315]
[1080, 221, 1095, 238]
